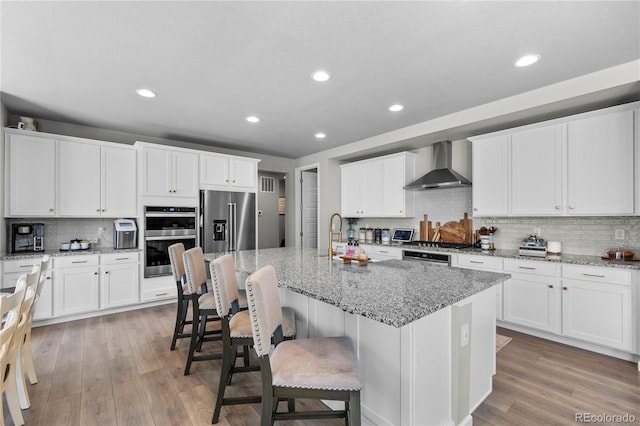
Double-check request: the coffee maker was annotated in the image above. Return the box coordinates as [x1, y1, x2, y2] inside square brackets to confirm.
[9, 223, 45, 253]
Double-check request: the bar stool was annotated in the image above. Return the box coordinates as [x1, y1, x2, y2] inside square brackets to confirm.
[245, 265, 362, 426]
[182, 247, 223, 375]
[168, 243, 193, 350]
[209, 254, 296, 424]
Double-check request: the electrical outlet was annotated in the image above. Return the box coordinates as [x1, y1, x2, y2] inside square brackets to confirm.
[461, 323, 470, 347]
[98, 226, 104, 234]
[615, 229, 625, 240]
[533, 227, 541, 236]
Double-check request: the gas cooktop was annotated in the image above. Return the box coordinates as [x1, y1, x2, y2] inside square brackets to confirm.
[403, 241, 473, 249]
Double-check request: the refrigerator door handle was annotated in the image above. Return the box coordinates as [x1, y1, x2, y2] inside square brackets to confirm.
[228, 203, 237, 251]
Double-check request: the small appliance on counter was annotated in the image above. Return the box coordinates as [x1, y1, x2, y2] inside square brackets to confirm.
[519, 235, 547, 257]
[114, 219, 138, 249]
[9, 223, 44, 253]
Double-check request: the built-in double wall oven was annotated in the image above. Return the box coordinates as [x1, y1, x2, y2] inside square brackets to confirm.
[144, 206, 197, 277]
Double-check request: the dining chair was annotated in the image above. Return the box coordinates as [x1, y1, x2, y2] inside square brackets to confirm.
[168, 243, 193, 350]
[1, 281, 27, 426]
[209, 254, 296, 424]
[12, 264, 41, 410]
[245, 265, 362, 426]
[21, 255, 51, 387]
[182, 247, 223, 375]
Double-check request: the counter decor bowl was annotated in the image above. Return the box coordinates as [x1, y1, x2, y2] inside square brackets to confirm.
[606, 249, 635, 260]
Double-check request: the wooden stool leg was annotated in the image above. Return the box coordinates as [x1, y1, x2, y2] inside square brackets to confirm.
[212, 339, 233, 424]
[171, 298, 185, 350]
[184, 300, 199, 375]
[349, 390, 361, 426]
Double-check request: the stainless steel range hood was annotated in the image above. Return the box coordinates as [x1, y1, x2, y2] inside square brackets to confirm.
[404, 141, 471, 189]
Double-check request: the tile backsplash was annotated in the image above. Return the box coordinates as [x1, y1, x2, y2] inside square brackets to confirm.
[5, 218, 135, 252]
[341, 187, 640, 256]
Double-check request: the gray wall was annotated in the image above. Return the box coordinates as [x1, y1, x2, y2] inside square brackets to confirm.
[0, 103, 7, 256]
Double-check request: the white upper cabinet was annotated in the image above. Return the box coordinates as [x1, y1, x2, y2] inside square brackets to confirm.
[200, 153, 259, 192]
[566, 109, 634, 215]
[471, 135, 509, 216]
[340, 152, 415, 218]
[142, 146, 198, 198]
[58, 140, 137, 217]
[470, 102, 638, 217]
[510, 125, 564, 216]
[5, 132, 57, 217]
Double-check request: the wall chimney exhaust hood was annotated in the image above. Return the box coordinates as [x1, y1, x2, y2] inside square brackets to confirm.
[404, 141, 471, 190]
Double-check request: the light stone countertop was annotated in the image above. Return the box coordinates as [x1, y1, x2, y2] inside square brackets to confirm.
[204, 247, 510, 328]
[2, 247, 142, 260]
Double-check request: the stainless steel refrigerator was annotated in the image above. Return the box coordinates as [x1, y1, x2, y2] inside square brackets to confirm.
[200, 190, 256, 253]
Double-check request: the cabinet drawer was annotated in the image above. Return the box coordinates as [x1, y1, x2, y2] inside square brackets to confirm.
[54, 255, 99, 269]
[503, 258, 559, 276]
[561, 264, 631, 286]
[457, 254, 503, 271]
[101, 252, 139, 265]
[3, 258, 43, 273]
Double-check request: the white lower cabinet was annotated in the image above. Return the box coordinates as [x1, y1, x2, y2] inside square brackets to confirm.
[457, 254, 504, 320]
[100, 253, 139, 309]
[2, 257, 53, 320]
[502, 259, 560, 333]
[360, 244, 402, 260]
[561, 265, 632, 351]
[54, 255, 100, 317]
[140, 275, 176, 302]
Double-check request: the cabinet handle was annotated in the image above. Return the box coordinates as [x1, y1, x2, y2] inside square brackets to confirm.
[225, 179, 229, 183]
[562, 286, 568, 290]
[49, 208, 54, 212]
[115, 257, 129, 261]
[470, 260, 484, 264]
[473, 208, 478, 211]
[568, 204, 575, 209]
[72, 260, 88, 264]
[582, 273, 605, 278]
[555, 205, 561, 209]
[46, 277, 51, 280]
[548, 284, 554, 288]
[518, 266, 536, 270]
[232, 180, 235, 183]
[380, 250, 388, 253]
[94, 272, 98, 275]
[96, 209, 100, 212]
[105, 271, 109, 274]
[156, 292, 168, 296]
[102, 209, 106, 212]
[19, 265, 33, 268]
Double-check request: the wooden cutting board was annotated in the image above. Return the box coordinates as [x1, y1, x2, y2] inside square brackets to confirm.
[440, 221, 466, 243]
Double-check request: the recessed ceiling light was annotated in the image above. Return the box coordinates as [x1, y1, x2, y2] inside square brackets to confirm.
[311, 70, 330, 82]
[315, 133, 326, 139]
[246, 116, 260, 123]
[136, 88, 156, 98]
[514, 54, 541, 67]
[389, 104, 404, 112]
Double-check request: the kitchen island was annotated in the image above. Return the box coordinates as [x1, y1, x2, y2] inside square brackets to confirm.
[204, 247, 510, 425]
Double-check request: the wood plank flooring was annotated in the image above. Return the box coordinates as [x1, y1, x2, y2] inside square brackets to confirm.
[7, 305, 640, 425]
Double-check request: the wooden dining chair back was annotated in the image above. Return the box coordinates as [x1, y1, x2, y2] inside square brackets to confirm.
[0, 282, 27, 426]
[182, 247, 222, 375]
[246, 265, 362, 426]
[168, 243, 194, 350]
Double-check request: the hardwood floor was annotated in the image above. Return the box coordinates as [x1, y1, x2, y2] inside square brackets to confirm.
[474, 327, 640, 426]
[8, 305, 640, 425]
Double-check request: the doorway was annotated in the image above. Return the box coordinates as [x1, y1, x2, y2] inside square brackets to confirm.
[295, 164, 319, 248]
[257, 172, 287, 249]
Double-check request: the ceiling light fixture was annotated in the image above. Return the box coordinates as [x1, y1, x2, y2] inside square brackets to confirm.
[136, 88, 156, 98]
[514, 54, 541, 67]
[311, 70, 330, 82]
[389, 104, 404, 112]
[246, 116, 260, 123]
[315, 133, 326, 139]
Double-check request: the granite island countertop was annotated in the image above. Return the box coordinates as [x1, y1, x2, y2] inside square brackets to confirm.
[2, 247, 142, 260]
[204, 247, 510, 328]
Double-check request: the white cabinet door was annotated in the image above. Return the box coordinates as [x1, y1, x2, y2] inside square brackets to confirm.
[172, 151, 199, 197]
[471, 136, 509, 216]
[457, 254, 504, 320]
[101, 262, 139, 308]
[143, 147, 173, 196]
[561, 279, 632, 351]
[230, 158, 257, 190]
[5, 133, 56, 216]
[58, 140, 102, 216]
[102, 146, 137, 217]
[340, 163, 362, 217]
[54, 265, 100, 317]
[510, 125, 563, 215]
[33, 268, 53, 321]
[200, 154, 229, 187]
[382, 155, 413, 217]
[359, 160, 382, 217]
[503, 274, 560, 333]
[566, 110, 634, 215]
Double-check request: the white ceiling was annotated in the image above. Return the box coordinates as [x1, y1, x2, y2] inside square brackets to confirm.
[1, 1, 639, 159]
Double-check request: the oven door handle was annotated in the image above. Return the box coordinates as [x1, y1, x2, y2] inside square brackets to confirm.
[145, 235, 196, 241]
[144, 213, 196, 218]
